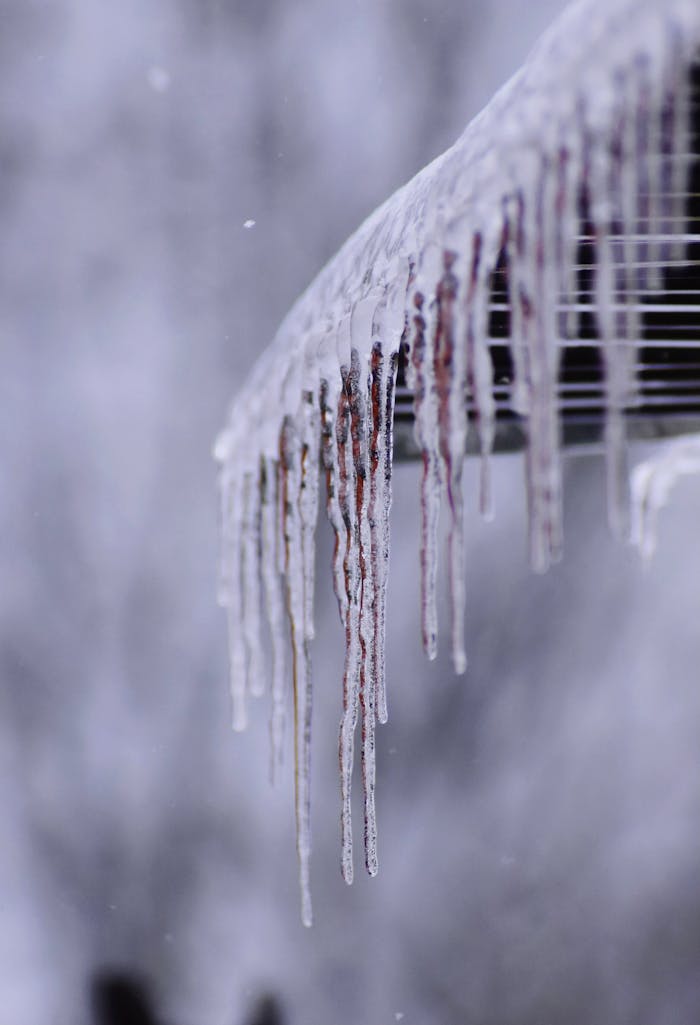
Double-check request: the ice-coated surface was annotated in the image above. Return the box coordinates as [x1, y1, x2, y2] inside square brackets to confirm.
[215, 0, 700, 922]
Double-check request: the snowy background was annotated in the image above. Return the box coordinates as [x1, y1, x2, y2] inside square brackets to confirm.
[3, 0, 700, 1022]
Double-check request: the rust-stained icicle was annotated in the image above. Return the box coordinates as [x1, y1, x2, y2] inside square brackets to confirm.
[336, 364, 361, 886]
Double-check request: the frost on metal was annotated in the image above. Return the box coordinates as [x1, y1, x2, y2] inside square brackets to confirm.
[214, 0, 700, 924]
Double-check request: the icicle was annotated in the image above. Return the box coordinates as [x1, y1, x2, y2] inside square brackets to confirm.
[327, 361, 374, 874]
[279, 416, 314, 927]
[631, 437, 700, 561]
[407, 246, 443, 660]
[632, 56, 654, 293]
[336, 361, 362, 885]
[503, 191, 531, 418]
[657, 81, 676, 268]
[364, 344, 385, 873]
[553, 141, 581, 343]
[589, 108, 631, 538]
[616, 70, 642, 355]
[641, 55, 666, 292]
[622, 70, 645, 385]
[357, 277, 404, 729]
[219, 470, 248, 732]
[320, 378, 348, 624]
[299, 386, 321, 643]
[660, 27, 692, 266]
[368, 342, 387, 729]
[350, 348, 378, 878]
[375, 346, 398, 724]
[601, 75, 641, 538]
[241, 472, 265, 698]
[464, 231, 498, 521]
[260, 455, 287, 784]
[433, 249, 468, 673]
[614, 71, 639, 348]
[525, 154, 564, 571]
[506, 158, 561, 573]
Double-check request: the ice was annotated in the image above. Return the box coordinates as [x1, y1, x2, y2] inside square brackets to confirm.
[433, 247, 469, 672]
[279, 416, 314, 927]
[522, 155, 564, 573]
[320, 377, 348, 622]
[300, 384, 321, 644]
[502, 191, 530, 418]
[335, 356, 363, 885]
[465, 232, 498, 524]
[241, 472, 264, 698]
[375, 346, 399, 724]
[352, 348, 378, 878]
[631, 438, 700, 561]
[214, 0, 700, 922]
[407, 254, 441, 661]
[218, 467, 247, 732]
[259, 455, 287, 783]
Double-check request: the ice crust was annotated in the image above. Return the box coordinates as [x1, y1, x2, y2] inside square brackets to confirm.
[215, 0, 700, 924]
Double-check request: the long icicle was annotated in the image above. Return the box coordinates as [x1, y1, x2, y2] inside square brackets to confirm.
[219, 468, 248, 732]
[336, 362, 362, 885]
[527, 154, 563, 571]
[300, 387, 321, 645]
[408, 275, 441, 660]
[259, 455, 287, 783]
[618, 69, 642, 359]
[590, 111, 630, 538]
[320, 378, 348, 624]
[641, 54, 663, 291]
[434, 250, 468, 674]
[504, 190, 531, 419]
[349, 348, 378, 877]
[466, 230, 497, 520]
[553, 141, 580, 343]
[241, 471, 265, 698]
[376, 348, 398, 725]
[280, 415, 314, 927]
[663, 26, 692, 266]
[370, 341, 398, 725]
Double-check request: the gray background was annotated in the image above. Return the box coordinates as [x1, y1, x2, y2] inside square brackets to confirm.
[3, 1, 700, 1022]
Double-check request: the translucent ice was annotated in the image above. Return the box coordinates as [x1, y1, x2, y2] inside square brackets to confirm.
[214, 0, 700, 922]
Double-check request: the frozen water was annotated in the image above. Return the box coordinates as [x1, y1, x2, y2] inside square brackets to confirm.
[631, 437, 700, 560]
[215, 0, 700, 921]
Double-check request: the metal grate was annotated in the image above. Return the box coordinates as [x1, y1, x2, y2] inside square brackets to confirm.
[394, 55, 700, 457]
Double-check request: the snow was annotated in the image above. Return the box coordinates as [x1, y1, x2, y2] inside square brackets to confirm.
[215, 0, 700, 923]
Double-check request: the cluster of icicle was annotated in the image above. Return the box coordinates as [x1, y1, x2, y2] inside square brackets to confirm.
[215, 0, 700, 925]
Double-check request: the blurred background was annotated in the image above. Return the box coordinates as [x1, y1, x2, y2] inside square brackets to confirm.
[3, 0, 700, 1022]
